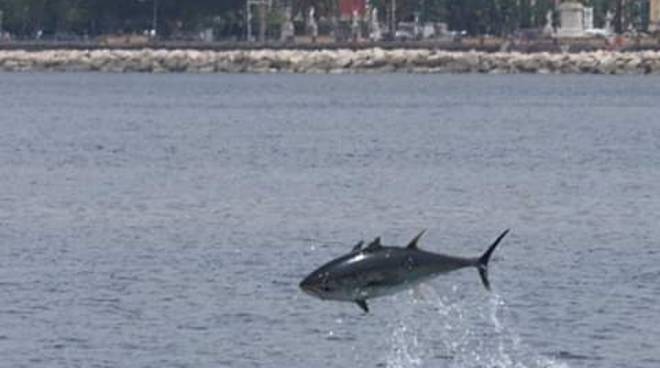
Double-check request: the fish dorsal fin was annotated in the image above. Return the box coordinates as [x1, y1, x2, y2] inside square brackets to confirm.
[352, 240, 364, 252]
[406, 230, 426, 249]
[365, 237, 382, 251]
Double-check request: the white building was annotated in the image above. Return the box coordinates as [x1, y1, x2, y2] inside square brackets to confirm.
[557, 1, 585, 37]
[651, 0, 660, 32]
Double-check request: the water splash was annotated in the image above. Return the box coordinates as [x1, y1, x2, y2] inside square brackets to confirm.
[384, 286, 570, 368]
[386, 321, 423, 368]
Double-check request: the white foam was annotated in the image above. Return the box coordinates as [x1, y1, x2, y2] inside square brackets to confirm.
[384, 286, 570, 368]
[386, 321, 422, 368]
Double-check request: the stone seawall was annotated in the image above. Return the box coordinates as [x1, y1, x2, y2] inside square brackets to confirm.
[2, 48, 660, 74]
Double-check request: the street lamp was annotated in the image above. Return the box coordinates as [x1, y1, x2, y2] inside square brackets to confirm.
[138, 0, 158, 37]
[391, 0, 396, 37]
[152, 0, 158, 36]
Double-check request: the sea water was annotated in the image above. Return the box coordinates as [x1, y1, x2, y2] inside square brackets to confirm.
[0, 73, 659, 367]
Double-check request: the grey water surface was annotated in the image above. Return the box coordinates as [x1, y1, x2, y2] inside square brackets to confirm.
[0, 72, 659, 368]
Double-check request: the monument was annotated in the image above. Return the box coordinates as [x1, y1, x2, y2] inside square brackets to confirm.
[605, 10, 614, 34]
[583, 7, 594, 31]
[351, 10, 361, 42]
[307, 7, 318, 43]
[557, 1, 585, 37]
[369, 8, 382, 41]
[543, 10, 554, 36]
[281, 7, 295, 43]
[413, 12, 421, 39]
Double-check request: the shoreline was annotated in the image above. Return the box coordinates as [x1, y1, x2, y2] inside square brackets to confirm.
[2, 48, 660, 74]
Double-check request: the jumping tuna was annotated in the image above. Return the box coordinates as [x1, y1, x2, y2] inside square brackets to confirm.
[300, 229, 509, 313]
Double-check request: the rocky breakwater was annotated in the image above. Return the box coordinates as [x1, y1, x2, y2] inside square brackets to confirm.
[1, 48, 660, 74]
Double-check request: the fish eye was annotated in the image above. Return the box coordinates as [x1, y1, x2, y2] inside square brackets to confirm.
[319, 278, 332, 292]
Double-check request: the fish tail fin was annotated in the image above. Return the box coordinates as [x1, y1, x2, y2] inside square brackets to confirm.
[476, 229, 510, 291]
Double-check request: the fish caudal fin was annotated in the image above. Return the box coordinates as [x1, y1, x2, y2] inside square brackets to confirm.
[477, 229, 510, 291]
[355, 300, 369, 313]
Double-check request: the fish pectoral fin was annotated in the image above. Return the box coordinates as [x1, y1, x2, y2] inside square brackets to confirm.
[355, 299, 369, 313]
[365, 280, 385, 288]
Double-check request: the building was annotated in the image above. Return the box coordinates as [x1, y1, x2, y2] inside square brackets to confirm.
[651, 0, 660, 32]
[339, 0, 367, 21]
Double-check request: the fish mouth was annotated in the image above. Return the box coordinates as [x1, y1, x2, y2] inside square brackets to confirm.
[299, 279, 321, 297]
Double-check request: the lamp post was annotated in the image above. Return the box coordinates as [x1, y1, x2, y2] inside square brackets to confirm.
[246, 0, 270, 42]
[259, 0, 266, 42]
[390, 0, 396, 37]
[139, 0, 158, 37]
[615, 0, 623, 34]
[152, 0, 158, 36]
[246, 0, 252, 41]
